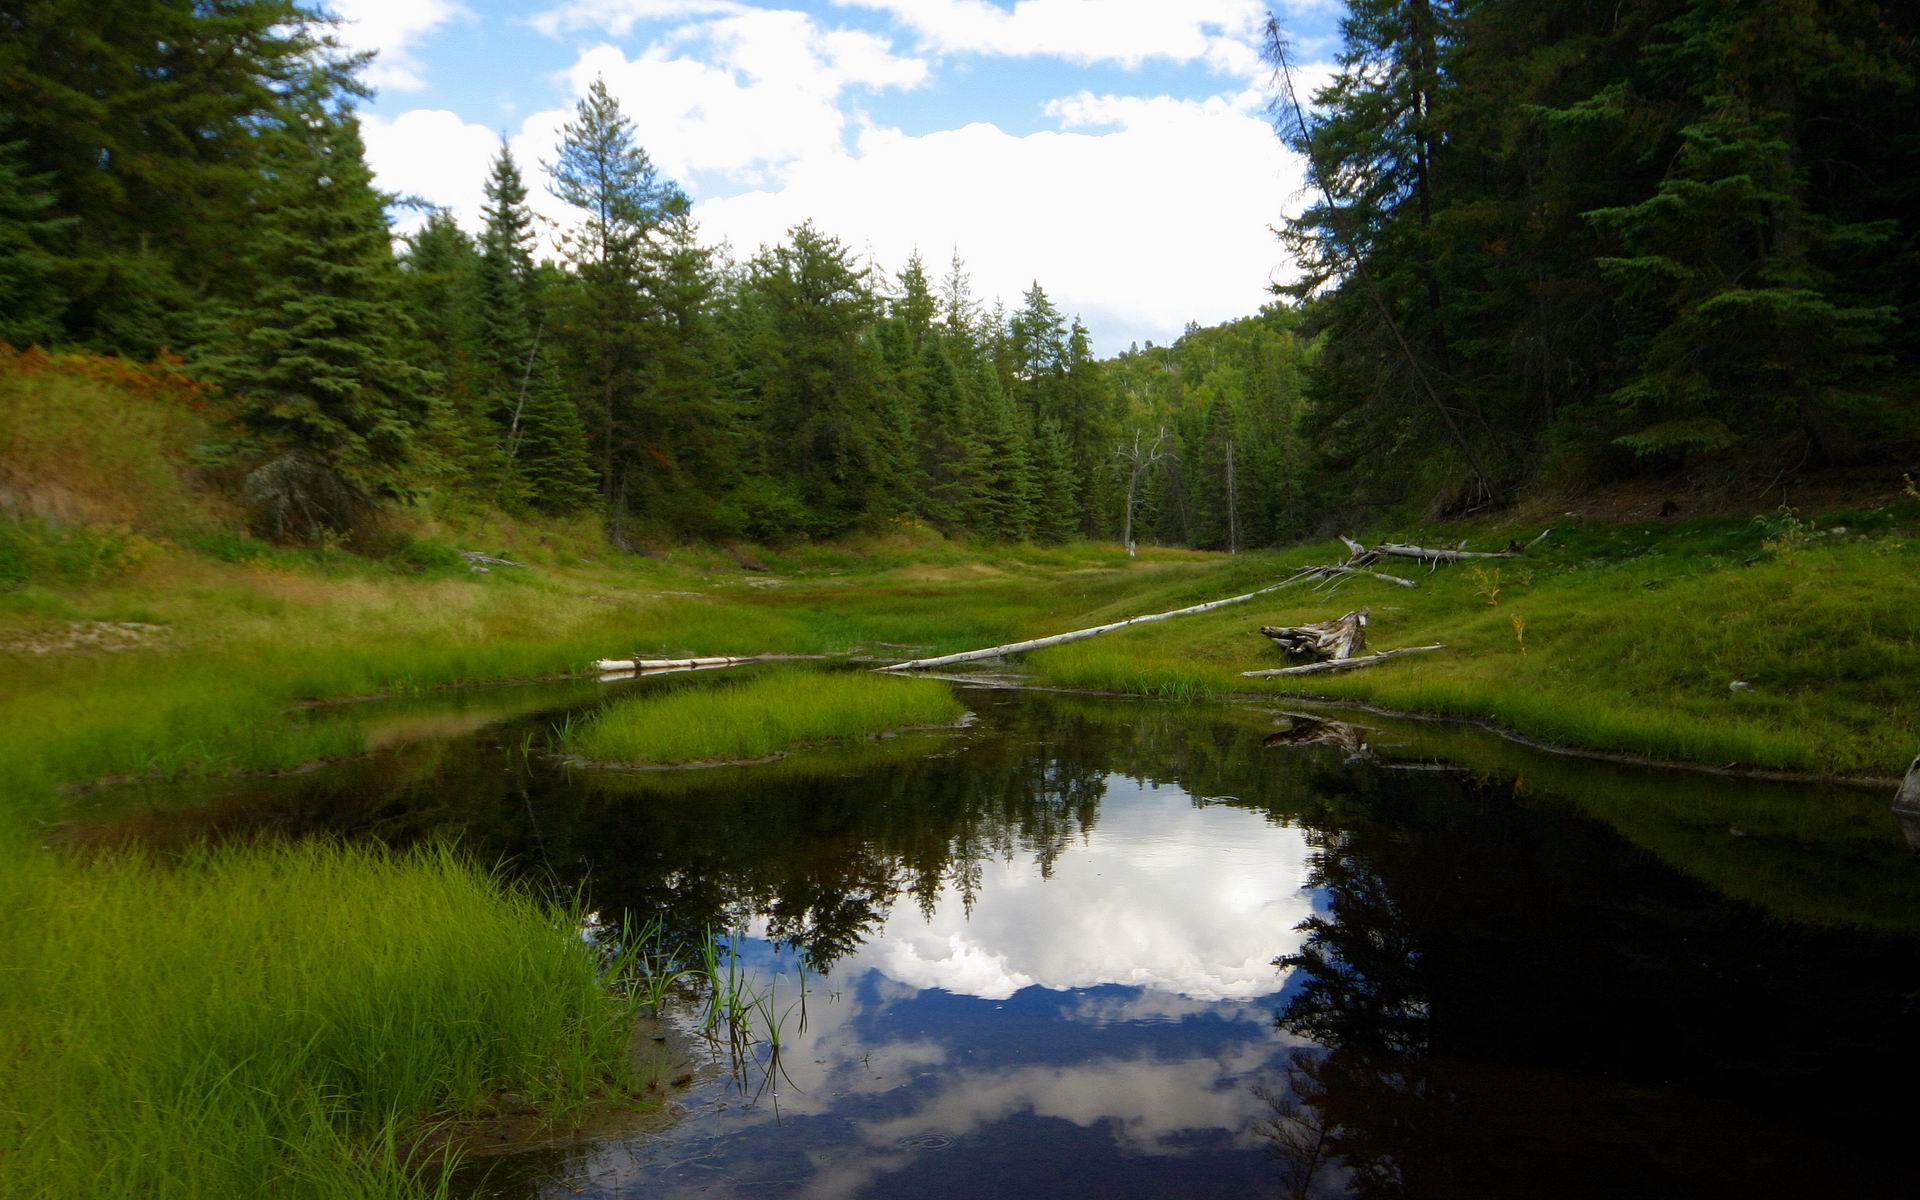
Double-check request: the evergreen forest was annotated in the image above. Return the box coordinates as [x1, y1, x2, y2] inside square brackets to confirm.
[2, 0, 1915, 549]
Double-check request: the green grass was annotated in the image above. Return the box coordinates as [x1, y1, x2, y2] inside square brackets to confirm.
[0, 840, 642, 1200]
[567, 667, 965, 765]
[1022, 513, 1920, 777]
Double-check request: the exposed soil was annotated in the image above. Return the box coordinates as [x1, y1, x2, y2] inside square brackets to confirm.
[2, 620, 171, 656]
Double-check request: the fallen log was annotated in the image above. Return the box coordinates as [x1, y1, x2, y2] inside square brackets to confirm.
[1336, 529, 1551, 571]
[461, 550, 525, 568]
[876, 576, 1312, 672]
[1261, 609, 1368, 662]
[590, 653, 842, 673]
[1374, 541, 1522, 565]
[1242, 644, 1444, 677]
[594, 655, 750, 672]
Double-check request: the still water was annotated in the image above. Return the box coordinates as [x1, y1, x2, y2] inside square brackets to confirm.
[65, 674, 1920, 1198]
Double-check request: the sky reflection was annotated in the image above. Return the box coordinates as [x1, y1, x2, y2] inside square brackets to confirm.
[554, 771, 1317, 1198]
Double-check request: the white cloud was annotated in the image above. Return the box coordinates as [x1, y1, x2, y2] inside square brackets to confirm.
[531, 0, 746, 38]
[523, 11, 927, 191]
[838, 0, 1268, 74]
[362, 108, 501, 227]
[328, 0, 469, 92]
[362, 5, 1312, 349]
[696, 90, 1305, 352]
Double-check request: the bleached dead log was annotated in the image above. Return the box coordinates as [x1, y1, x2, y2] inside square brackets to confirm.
[1335, 529, 1551, 571]
[1261, 609, 1369, 662]
[1242, 644, 1443, 678]
[877, 576, 1310, 673]
[1374, 541, 1520, 564]
[593, 655, 751, 672]
[461, 550, 525, 568]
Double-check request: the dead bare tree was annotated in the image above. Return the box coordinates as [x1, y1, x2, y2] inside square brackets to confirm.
[1114, 426, 1172, 556]
[1226, 439, 1240, 555]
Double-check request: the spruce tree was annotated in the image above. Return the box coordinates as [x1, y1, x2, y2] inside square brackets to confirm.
[1031, 417, 1079, 543]
[476, 139, 598, 513]
[204, 103, 430, 512]
[509, 353, 599, 513]
[894, 250, 937, 352]
[0, 128, 72, 348]
[400, 209, 490, 488]
[912, 336, 976, 533]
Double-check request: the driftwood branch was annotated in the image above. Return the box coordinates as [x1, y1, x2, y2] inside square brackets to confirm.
[461, 550, 524, 568]
[1242, 644, 1444, 678]
[878, 575, 1312, 672]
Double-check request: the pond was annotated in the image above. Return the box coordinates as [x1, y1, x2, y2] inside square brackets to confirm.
[61, 673, 1920, 1199]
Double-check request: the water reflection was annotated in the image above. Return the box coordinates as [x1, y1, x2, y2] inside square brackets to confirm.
[56, 682, 1920, 1199]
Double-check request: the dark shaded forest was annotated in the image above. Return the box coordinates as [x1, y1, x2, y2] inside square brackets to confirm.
[2, 0, 1914, 551]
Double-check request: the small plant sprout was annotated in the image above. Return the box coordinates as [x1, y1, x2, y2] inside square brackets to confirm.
[1754, 505, 1812, 560]
[1469, 564, 1503, 606]
[1511, 613, 1526, 655]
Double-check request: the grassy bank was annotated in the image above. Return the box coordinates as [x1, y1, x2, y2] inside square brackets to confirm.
[5, 352, 1918, 1198]
[0, 841, 642, 1200]
[1021, 511, 1920, 778]
[566, 668, 964, 766]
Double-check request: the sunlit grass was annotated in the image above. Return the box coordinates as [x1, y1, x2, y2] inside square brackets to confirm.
[567, 667, 964, 765]
[0, 840, 641, 1200]
[1020, 516, 1920, 776]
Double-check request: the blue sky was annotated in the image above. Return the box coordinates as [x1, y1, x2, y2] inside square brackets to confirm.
[335, 1, 1345, 353]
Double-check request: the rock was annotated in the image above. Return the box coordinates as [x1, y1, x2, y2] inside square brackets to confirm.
[1896, 756, 1920, 852]
[470, 565, 490, 574]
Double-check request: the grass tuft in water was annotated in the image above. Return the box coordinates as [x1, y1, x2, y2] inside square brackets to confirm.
[566, 668, 964, 766]
[0, 840, 642, 1200]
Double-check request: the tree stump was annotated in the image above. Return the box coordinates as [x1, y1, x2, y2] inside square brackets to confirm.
[1260, 609, 1368, 662]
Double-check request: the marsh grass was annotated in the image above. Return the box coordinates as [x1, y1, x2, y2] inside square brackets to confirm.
[567, 668, 964, 766]
[0, 840, 642, 1200]
[1022, 515, 1920, 776]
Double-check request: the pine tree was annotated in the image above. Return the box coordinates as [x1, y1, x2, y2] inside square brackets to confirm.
[911, 335, 976, 532]
[634, 211, 736, 530]
[1056, 318, 1116, 536]
[547, 76, 687, 516]
[965, 366, 1035, 540]
[0, 0, 357, 354]
[894, 249, 937, 352]
[743, 222, 887, 535]
[476, 140, 538, 388]
[204, 103, 430, 510]
[400, 209, 490, 488]
[1030, 417, 1079, 543]
[1010, 280, 1066, 388]
[0, 127, 72, 348]
[1582, 0, 1906, 463]
[509, 353, 599, 513]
